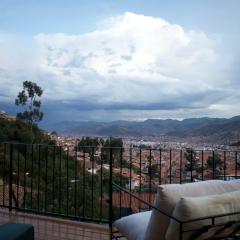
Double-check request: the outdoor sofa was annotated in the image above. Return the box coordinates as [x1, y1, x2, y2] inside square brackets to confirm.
[112, 180, 240, 240]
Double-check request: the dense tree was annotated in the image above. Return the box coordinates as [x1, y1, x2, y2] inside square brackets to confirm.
[184, 148, 199, 171]
[147, 164, 159, 178]
[184, 148, 201, 181]
[206, 153, 224, 178]
[101, 137, 123, 164]
[0, 117, 53, 144]
[77, 137, 103, 154]
[15, 81, 43, 136]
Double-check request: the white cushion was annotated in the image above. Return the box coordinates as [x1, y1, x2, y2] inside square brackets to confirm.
[114, 211, 151, 240]
[144, 180, 240, 240]
[166, 189, 240, 240]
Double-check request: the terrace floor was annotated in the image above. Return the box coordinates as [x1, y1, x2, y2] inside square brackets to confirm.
[0, 208, 110, 240]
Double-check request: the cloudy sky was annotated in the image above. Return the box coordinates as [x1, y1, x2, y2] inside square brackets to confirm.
[0, 0, 240, 124]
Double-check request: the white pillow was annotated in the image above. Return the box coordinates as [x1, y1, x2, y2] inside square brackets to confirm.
[114, 211, 151, 240]
[166, 189, 240, 240]
[144, 180, 240, 240]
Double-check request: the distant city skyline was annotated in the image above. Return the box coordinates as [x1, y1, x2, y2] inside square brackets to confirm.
[0, 0, 240, 123]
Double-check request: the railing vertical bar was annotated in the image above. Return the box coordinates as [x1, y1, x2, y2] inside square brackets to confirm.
[201, 150, 204, 181]
[109, 147, 113, 234]
[139, 147, 142, 212]
[74, 144, 77, 216]
[52, 146, 56, 212]
[9, 143, 13, 212]
[235, 152, 238, 178]
[130, 147, 132, 211]
[212, 217, 215, 226]
[100, 148, 103, 220]
[170, 149, 172, 184]
[149, 149, 152, 209]
[212, 151, 215, 179]
[224, 151, 226, 181]
[23, 144, 27, 209]
[180, 150, 182, 184]
[3, 143, 6, 206]
[179, 222, 183, 240]
[59, 146, 62, 214]
[159, 149, 162, 185]
[119, 147, 123, 218]
[190, 150, 193, 182]
[44, 146, 48, 212]
[66, 147, 69, 216]
[17, 144, 20, 206]
[30, 144, 34, 209]
[91, 147, 94, 219]
[82, 148, 86, 217]
[37, 145, 40, 211]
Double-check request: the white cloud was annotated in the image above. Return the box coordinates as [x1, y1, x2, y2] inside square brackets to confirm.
[1, 12, 239, 119]
[33, 12, 216, 105]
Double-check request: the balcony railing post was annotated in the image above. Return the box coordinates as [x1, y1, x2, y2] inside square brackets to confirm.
[180, 150, 182, 184]
[9, 143, 13, 212]
[179, 222, 183, 240]
[235, 151, 238, 178]
[109, 147, 113, 238]
[190, 150, 193, 182]
[212, 151, 215, 179]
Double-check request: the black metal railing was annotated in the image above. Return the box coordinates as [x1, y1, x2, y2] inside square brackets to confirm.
[0, 142, 112, 223]
[0, 142, 239, 226]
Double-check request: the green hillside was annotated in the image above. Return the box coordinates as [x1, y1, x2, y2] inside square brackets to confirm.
[0, 116, 53, 144]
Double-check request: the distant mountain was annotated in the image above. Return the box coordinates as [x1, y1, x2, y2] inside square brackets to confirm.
[178, 116, 240, 139]
[46, 116, 240, 143]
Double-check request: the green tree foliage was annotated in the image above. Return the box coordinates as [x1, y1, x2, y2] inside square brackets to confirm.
[148, 164, 159, 178]
[206, 153, 224, 178]
[77, 137, 103, 154]
[184, 148, 200, 173]
[101, 137, 123, 165]
[0, 117, 53, 144]
[76, 137, 123, 165]
[15, 81, 43, 131]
